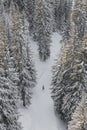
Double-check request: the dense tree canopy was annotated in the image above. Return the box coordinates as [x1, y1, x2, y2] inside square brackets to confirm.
[0, 0, 87, 129]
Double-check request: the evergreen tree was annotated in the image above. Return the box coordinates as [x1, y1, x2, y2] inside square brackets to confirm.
[45, 0, 56, 32]
[51, 43, 80, 122]
[51, 0, 87, 123]
[33, 0, 52, 61]
[68, 95, 87, 130]
[13, 10, 36, 106]
[18, 34, 36, 106]
[0, 1, 21, 129]
[1, 0, 37, 108]
[24, 0, 35, 34]
[0, 69, 21, 130]
[54, 0, 72, 41]
[72, 0, 85, 40]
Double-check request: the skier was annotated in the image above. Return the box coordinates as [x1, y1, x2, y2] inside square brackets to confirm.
[42, 85, 45, 90]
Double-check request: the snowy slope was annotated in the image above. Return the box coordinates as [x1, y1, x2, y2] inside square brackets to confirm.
[19, 33, 66, 130]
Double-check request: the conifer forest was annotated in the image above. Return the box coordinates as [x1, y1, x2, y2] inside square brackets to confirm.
[0, 0, 87, 130]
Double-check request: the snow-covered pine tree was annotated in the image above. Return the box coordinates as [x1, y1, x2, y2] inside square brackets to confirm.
[52, 38, 86, 123]
[62, 0, 72, 42]
[18, 32, 36, 107]
[33, 0, 52, 61]
[0, 1, 21, 129]
[14, 0, 24, 11]
[54, 0, 65, 31]
[18, 44, 36, 106]
[51, 43, 77, 121]
[54, 0, 62, 31]
[46, 0, 56, 32]
[51, 49, 65, 115]
[68, 95, 87, 130]
[2, 0, 36, 107]
[61, 0, 87, 122]
[72, 0, 85, 40]
[11, 8, 36, 106]
[0, 69, 21, 130]
[3, 0, 19, 87]
[4, 0, 24, 11]
[24, 0, 35, 35]
[52, 0, 87, 123]
[54, 0, 72, 41]
[68, 35, 87, 130]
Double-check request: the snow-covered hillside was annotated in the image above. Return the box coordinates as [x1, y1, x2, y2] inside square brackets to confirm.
[19, 33, 66, 130]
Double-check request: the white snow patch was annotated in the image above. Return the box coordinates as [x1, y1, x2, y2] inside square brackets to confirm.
[19, 33, 66, 130]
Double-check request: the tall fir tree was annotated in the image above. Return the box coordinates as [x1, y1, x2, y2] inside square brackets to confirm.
[0, 1, 21, 129]
[51, 0, 87, 123]
[68, 95, 87, 130]
[0, 69, 21, 130]
[24, 0, 35, 35]
[1, 0, 37, 107]
[33, 0, 52, 61]
[54, 0, 72, 42]
[12, 9, 36, 106]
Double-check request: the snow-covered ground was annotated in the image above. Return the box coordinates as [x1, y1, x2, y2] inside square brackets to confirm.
[19, 33, 66, 130]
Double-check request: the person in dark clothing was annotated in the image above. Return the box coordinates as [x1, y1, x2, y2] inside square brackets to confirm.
[42, 85, 45, 90]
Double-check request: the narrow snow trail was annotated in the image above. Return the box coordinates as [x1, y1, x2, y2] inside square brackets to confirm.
[19, 33, 66, 130]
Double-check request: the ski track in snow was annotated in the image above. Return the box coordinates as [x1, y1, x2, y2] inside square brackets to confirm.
[19, 33, 66, 130]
